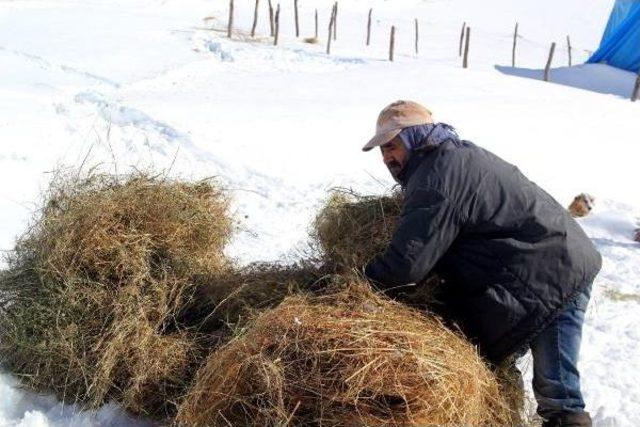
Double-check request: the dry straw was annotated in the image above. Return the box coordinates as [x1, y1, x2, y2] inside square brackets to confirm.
[176, 276, 513, 426]
[495, 356, 527, 426]
[187, 261, 324, 334]
[312, 188, 403, 272]
[0, 171, 233, 418]
[1, 176, 526, 424]
[311, 189, 444, 308]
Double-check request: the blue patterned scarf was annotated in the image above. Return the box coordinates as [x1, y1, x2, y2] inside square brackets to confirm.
[398, 122, 460, 153]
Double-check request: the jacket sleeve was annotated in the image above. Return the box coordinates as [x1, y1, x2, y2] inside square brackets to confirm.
[364, 187, 462, 290]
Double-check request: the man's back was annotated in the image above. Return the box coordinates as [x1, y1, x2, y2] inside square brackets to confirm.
[369, 139, 602, 362]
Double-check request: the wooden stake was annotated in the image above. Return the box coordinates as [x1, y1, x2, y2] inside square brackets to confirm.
[567, 35, 572, 67]
[366, 8, 372, 46]
[544, 42, 556, 81]
[414, 19, 419, 55]
[227, 0, 234, 38]
[459, 22, 466, 57]
[632, 72, 640, 102]
[251, 0, 260, 37]
[389, 25, 396, 62]
[333, 2, 338, 40]
[463, 26, 470, 68]
[315, 9, 318, 39]
[294, 0, 300, 37]
[274, 4, 281, 45]
[268, 0, 274, 36]
[512, 22, 518, 67]
[326, 4, 335, 54]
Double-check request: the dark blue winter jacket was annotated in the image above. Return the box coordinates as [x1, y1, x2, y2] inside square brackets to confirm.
[365, 139, 602, 363]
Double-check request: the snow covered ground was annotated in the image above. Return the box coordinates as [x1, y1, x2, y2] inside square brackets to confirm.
[1, 0, 639, 425]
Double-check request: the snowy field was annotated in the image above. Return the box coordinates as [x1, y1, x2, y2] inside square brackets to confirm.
[1, 0, 639, 425]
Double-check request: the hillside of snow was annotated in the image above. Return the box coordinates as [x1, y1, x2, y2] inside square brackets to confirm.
[1, 0, 639, 425]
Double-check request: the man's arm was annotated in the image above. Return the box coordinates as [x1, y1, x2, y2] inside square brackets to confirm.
[364, 187, 462, 290]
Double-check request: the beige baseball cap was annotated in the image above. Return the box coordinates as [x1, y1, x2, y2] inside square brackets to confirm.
[362, 100, 433, 152]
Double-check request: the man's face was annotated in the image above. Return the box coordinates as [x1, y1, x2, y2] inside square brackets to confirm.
[380, 136, 408, 180]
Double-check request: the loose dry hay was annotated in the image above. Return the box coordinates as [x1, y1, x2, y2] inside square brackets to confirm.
[311, 189, 445, 309]
[312, 189, 404, 272]
[187, 261, 325, 334]
[0, 172, 233, 418]
[176, 277, 514, 426]
[568, 193, 595, 218]
[494, 356, 527, 426]
[0, 177, 527, 424]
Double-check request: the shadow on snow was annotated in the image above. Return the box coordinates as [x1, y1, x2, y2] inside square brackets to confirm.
[495, 63, 638, 100]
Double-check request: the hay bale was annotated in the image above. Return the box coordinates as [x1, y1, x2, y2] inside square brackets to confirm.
[176, 277, 513, 426]
[0, 172, 233, 418]
[312, 189, 403, 272]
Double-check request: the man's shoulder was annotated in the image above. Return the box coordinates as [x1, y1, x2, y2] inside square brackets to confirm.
[413, 141, 484, 180]
[407, 140, 499, 202]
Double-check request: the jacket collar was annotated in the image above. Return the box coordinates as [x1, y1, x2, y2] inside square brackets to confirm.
[396, 147, 438, 189]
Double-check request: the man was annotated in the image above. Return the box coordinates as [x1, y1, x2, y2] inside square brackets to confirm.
[362, 100, 602, 427]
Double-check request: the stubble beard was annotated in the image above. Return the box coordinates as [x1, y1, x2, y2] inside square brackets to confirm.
[385, 160, 404, 181]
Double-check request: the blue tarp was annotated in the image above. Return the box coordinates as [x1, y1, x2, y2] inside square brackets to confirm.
[587, 0, 640, 73]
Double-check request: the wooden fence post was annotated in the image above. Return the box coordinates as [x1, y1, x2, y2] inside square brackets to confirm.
[632, 72, 640, 102]
[326, 4, 336, 54]
[463, 26, 470, 68]
[544, 42, 556, 81]
[567, 35, 572, 67]
[227, 0, 234, 38]
[512, 23, 518, 67]
[389, 25, 396, 61]
[315, 9, 318, 39]
[366, 8, 372, 46]
[251, 0, 260, 37]
[268, 0, 275, 36]
[415, 19, 419, 55]
[274, 4, 281, 45]
[333, 2, 338, 40]
[294, 0, 300, 37]
[459, 22, 466, 57]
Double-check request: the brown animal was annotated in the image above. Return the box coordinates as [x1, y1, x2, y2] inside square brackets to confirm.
[568, 193, 595, 218]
